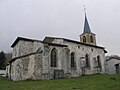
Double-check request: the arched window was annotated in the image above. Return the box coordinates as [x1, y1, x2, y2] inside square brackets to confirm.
[85, 54, 89, 67]
[51, 48, 57, 67]
[90, 35, 94, 43]
[65, 48, 70, 62]
[97, 55, 101, 67]
[83, 36, 86, 43]
[71, 52, 75, 68]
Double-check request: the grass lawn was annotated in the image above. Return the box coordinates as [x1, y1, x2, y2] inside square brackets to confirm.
[0, 74, 120, 90]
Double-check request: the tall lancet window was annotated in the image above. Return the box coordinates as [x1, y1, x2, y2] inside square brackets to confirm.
[97, 55, 101, 67]
[71, 52, 76, 68]
[85, 54, 90, 67]
[90, 35, 94, 43]
[83, 36, 86, 43]
[51, 48, 57, 67]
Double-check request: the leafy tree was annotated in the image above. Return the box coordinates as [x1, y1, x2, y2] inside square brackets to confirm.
[0, 51, 6, 69]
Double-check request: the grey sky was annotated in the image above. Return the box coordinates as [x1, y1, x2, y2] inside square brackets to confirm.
[0, 0, 120, 55]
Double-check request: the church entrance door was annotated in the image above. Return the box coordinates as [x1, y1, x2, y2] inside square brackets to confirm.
[54, 70, 64, 79]
[115, 64, 120, 74]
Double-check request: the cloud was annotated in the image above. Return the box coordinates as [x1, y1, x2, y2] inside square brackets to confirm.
[0, 0, 120, 55]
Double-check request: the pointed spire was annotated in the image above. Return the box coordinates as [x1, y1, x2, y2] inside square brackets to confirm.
[83, 14, 91, 33]
[83, 5, 91, 34]
[80, 5, 96, 45]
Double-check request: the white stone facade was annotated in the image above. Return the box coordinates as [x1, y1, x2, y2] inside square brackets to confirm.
[6, 37, 106, 81]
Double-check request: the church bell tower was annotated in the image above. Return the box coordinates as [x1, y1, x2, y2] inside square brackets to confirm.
[80, 13, 96, 45]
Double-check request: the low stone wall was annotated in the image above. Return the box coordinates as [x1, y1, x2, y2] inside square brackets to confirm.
[0, 70, 6, 76]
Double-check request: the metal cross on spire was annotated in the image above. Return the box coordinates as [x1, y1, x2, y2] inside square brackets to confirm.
[83, 5, 86, 15]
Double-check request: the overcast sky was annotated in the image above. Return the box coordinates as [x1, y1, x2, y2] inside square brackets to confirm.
[0, 0, 120, 55]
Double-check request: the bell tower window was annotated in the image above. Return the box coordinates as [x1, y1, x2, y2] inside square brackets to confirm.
[83, 36, 86, 43]
[90, 35, 94, 43]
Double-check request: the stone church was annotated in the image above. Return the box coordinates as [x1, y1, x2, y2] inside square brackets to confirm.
[6, 14, 107, 81]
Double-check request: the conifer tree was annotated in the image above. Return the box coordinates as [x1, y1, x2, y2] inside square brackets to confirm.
[0, 51, 6, 69]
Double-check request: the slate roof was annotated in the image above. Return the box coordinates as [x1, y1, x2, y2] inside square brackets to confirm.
[11, 36, 107, 53]
[106, 55, 120, 61]
[83, 14, 91, 33]
[43, 36, 107, 53]
[11, 37, 42, 47]
[11, 37, 68, 48]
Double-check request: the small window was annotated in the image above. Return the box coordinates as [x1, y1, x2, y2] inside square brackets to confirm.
[91, 49, 93, 52]
[78, 45, 80, 49]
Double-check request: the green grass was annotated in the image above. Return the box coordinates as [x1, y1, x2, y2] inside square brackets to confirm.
[0, 74, 120, 90]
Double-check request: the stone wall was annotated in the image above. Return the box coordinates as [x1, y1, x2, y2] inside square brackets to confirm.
[9, 38, 106, 81]
[12, 40, 43, 58]
[52, 39, 64, 44]
[47, 45, 69, 79]
[10, 42, 70, 81]
[63, 40, 105, 75]
[46, 38, 106, 76]
[10, 52, 43, 81]
[6, 65, 10, 78]
[106, 55, 120, 74]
